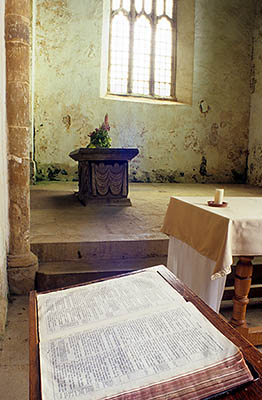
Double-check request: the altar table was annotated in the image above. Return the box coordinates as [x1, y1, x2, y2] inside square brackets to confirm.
[161, 196, 262, 345]
[69, 148, 138, 205]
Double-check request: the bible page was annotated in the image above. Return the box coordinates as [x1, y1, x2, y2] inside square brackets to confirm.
[37, 268, 243, 400]
[37, 268, 186, 341]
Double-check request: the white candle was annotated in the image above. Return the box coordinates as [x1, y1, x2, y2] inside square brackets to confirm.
[214, 189, 224, 204]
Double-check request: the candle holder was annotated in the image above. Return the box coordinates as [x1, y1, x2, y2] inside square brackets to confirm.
[207, 201, 228, 208]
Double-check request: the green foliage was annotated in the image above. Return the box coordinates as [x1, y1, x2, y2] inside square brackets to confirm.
[87, 114, 112, 148]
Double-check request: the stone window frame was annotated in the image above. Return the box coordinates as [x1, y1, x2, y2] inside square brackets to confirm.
[108, 0, 177, 101]
[101, 0, 195, 105]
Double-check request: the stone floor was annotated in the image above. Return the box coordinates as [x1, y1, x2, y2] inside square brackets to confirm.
[0, 296, 29, 400]
[30, 181, 262, 244]
[1, 182, 262, 400]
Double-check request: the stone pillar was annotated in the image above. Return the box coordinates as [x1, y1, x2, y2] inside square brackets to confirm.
[5, 0, 38, 294]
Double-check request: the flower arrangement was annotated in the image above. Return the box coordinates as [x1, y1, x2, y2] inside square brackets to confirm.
[87, 114, 112, 148]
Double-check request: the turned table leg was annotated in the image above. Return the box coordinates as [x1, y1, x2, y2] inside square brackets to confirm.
[230, 256, 253, 328]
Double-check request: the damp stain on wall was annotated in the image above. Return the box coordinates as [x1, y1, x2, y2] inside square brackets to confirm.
[208, 123, 219, 146]
[62, 115, 71, 130]
[231, 169, 246, 183]
[248, 1, 262, 186]
[41, 0, 71, 20]
[34, 0, 255, 184]
[151, 169, 178, 183]
[36, 164, 74, 181]
[199, 156, 208, 177]
[184, 130, 201, 153]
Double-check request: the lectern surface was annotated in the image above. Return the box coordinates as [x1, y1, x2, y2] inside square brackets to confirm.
[29, 266, 262, 400]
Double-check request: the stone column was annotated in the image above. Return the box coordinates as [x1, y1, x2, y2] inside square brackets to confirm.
[5, 0, 38, 294]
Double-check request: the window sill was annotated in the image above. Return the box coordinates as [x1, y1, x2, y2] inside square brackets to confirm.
[101, 94, 188, 106]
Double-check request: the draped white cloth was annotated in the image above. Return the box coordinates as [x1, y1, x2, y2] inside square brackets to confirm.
[167, 237, 226, 312]
[162, 196, 262, 312]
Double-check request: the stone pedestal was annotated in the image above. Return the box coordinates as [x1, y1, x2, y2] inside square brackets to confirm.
[70, 148, 139, 206]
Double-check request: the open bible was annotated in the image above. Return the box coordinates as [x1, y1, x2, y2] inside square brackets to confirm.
[36, 266, 254, 400]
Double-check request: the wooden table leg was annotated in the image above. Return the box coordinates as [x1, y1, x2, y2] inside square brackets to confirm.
[230, 256, 262, 345]
[230, 256, 253, 328]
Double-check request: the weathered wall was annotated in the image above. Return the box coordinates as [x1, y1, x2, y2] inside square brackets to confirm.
[248, 1, 262, 186]
[34, 0, 255, 183]
[0, 0, 9, 336]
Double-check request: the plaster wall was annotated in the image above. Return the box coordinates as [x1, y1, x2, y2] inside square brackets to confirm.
[34, 0, 254, 183]
[248, 1, 262, 186]
[0, 0, 9, 336]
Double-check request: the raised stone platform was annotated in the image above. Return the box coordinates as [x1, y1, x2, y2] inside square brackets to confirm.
[30, 182, 262, 292]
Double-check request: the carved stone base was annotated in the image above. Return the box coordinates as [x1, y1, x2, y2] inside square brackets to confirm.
[75, 192, 132, 206]
[7, 251, 38, 294]
[69, 148, 139, 206]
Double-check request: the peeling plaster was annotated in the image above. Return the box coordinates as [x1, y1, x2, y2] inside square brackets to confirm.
[8, 154, 22, 164]
[34, 0, 254, 184]
[248, 1, 262, 186]
[184, 130, 201, 153]
[199, 100, 211, 116]
[208, 123, 219, 146]
[62, 115, 71, 130]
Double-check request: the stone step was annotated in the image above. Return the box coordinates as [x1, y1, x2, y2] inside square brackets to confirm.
[31, 238, 168, 263]
[36, 256, 167, 291]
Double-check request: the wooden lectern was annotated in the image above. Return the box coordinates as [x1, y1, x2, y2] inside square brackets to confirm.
[29, 266, 262, 400]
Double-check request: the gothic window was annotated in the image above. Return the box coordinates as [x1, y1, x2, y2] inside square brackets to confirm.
[108, 0, 177, 100]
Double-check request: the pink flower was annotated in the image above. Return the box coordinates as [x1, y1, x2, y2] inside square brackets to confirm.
[104, 113, 110, 130]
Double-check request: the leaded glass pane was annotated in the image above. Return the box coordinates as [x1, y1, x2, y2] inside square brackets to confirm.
[166, 0, 173, 17]
[144, 0, 152, 14]
[135, 0, 143, 13]
[112, 0, 120, 11]
[110, 13, 129, 94]
[156, 0, 164, 16]
[133, 15, 151, 95]
[109, 0, 176, 99]
[122, 0, 130, 12]
[155, 18, 172, 96]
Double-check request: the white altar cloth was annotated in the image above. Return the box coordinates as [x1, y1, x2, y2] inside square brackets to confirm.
[162, 196, 262, 312]
[167, 237, 226, 312]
